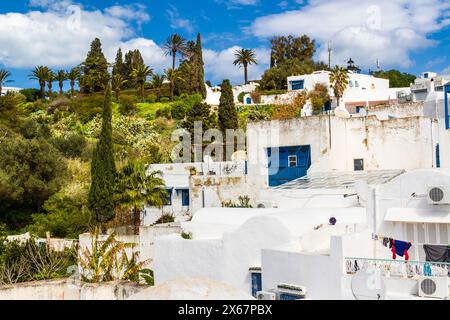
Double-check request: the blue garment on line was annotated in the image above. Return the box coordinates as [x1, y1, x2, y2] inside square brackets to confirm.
[393, 240, 412, 257]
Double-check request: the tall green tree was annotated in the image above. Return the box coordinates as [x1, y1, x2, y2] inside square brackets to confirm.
[194, 33, 207, 98]
[111, 74, 128, 101]
[233, 48, 258, 84]
[0, 69, 13, 96]
[123, 49, 144, 89]
[29, 66, 50, 99]
[67, 68, 81, 98]
[270, 35, 315, 67]
[163, 34, 187, 70]
[89, 86, 116, 226]
[372, 69, 416, 88]
[329, 66, 349, 107]
[182, 101, 216, 139]
[82, 38, 109, 93]
[112, 48, 125, 77]
[151, 74, 166, 102]
[56, 70, 66, 96]
[115, 160, 167, 234]
[46, 70, 56, 97]
[131, 64, 153, 102]
[164, 68, 183, 100]
[218, 79, 238, 133]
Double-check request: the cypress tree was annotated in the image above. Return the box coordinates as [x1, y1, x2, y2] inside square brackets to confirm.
[89, 85, 116, 226]
[112, 48, 124, 77]
[218, 79, 238, 133]
[194, 33, 207, 98]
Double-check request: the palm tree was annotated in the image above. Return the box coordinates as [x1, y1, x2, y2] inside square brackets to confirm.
[329, 66, 349, 107]
[164, 68, 184, 100]
[111, 74, 128, 101]
[46, 70, 56, 97]
[233, 48, 258, 84]
[115, 160, 167, 234]
[131, 64, 153, 102]
[29, 66, 50, 99]
[56, 70, 66, 96]
[163, 34, 187, 70]
[0, 69, 13, 96]
[67, 68, 81, 98]
[151, 74, 166, 102]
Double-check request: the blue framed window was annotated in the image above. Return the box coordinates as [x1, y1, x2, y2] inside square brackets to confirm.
[246, 97, 252, 104]
[279, 293, 302, 300]
[181, 189, 190, 206]
[290, 80, 304, 90]
[251, 272, 262, 297]
[436, 144, 441, 168]
[445, 84, 450, 130]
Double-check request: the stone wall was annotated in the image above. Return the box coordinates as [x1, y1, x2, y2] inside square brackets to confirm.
[0, 279, 147, 300]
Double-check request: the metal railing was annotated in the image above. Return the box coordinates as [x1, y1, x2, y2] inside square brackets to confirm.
[344, 257, 450, 278]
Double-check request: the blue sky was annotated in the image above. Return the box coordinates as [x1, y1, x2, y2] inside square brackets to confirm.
[1, 0, 450, 89]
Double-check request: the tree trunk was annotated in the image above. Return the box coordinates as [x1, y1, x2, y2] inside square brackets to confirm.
[0, 85, 2, 96]
[244, 63, 248, 84]
[141, 84, 145, 102]
[71, 83, 74, 98]
[172, 52, 176, 70]
[40, 82, 45, 99]
[170, 81, 174, 100]
[115, 90, 119, 102]
[59, 85, 63, 96]
[134, 205, 139, 235]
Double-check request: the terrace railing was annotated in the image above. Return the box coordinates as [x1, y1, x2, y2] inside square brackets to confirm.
[344, 257, 450, 278]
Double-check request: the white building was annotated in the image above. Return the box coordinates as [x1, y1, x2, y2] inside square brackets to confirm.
[411, 72, 450, 102]
[1, 86, 21, 96]
[144, 160, 247, 225]
[205, 82, 259, 106]
[154, 169, 450, 300]
[285, 70, 410, 114]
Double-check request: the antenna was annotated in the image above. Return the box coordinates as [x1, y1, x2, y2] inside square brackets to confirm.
[376, 58, 381, 70]
[327, 41, 333, 69]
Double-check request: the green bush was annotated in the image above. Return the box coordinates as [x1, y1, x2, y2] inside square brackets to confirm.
[145, 93, 157, 104]
[160, 97, 170, 103]
[69, 95, 104, 123]
[238, 92, 248, 103]
[155, 107, 172, 119]
[20, 89, 41, 102]
[154, 214, 175, 225]
[170, 101, 186, 120]
[118, 95, 138, 115]
[51, 133, 87, 158]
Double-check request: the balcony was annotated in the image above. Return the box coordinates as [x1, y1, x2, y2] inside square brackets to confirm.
[345, 257, 450, 278]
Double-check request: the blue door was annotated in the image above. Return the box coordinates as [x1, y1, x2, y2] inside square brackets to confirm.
[246, 97, 252, 104]
[181, 189, 190, 206]
[251, 272, 262, 297]
[267, 145, 311, 187]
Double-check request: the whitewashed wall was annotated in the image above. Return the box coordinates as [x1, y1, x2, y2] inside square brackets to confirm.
[246, 116, 434, 189]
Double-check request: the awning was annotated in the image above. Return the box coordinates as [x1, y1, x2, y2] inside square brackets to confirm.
[384, 207, 450, 224]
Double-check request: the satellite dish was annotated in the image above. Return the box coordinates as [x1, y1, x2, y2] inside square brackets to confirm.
[351, 266, 386, 300]
[334, 106, 351, 119]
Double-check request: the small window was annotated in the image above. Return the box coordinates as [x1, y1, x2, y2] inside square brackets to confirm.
[354, 159, 364, 171]
[164, 189, 173, 206]
[349, 81, 354, 88]
[181, 189, 190, 206]
[355, 81, 359, 88]
[291, 80, 304, 90]
[288, 155, 297, 168]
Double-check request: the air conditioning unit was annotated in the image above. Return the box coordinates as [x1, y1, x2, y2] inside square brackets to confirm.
[255, 200, 276, 209]
[418, 277, 449, 299]
[427, 186, 450, 205]
[256, 291, 277, 300]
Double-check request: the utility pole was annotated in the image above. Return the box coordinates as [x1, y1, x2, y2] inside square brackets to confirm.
[327, 41, 333, 70]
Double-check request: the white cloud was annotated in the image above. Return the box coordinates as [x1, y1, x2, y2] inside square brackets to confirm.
[166, 5, 194, 33]
[250, 0, 450, 69]
[0, 3, 167, 70]
[203, 46, 270, 85]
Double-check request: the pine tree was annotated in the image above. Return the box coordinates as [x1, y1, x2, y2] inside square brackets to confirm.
[112, 48, 124, 77]
[194, 33, 206, 98]
[218, 79, 238, 133]
[89, 85, 116, 226]
[83, 38, 109, 93]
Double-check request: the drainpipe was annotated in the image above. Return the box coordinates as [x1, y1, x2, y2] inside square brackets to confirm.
[372, 187, 378, 259]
